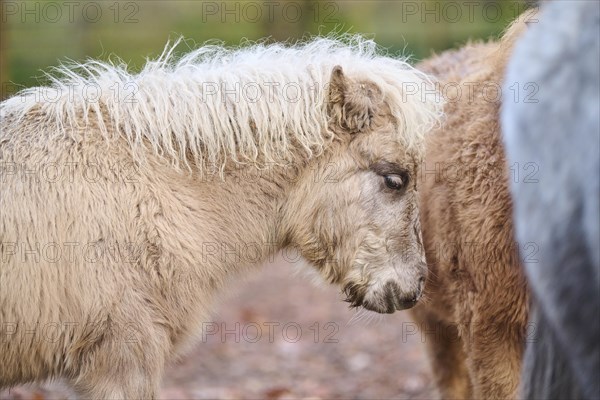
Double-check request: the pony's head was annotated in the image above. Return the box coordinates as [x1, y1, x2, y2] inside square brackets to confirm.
[281, 61, 441, 314]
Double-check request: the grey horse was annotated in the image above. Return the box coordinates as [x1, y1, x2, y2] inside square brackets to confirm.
[502, 1, 600, 398]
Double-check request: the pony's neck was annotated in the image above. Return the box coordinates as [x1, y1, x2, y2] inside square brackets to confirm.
[174, 161, 303, 275]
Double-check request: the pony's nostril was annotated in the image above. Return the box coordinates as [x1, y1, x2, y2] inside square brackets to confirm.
[393, 298, 417, 311]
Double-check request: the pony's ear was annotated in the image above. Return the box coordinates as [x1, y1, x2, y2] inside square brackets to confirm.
[327, 65, 384, 134]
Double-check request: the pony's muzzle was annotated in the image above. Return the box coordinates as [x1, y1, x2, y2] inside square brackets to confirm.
[343, 262, 426, 314]
[364, 281, 422, 313]
[358, 275, 425, 314]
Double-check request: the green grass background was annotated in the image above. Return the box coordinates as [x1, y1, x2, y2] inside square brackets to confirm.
[1, 0, 531, 98]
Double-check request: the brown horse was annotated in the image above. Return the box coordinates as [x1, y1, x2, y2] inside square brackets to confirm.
[412, 12, 535, 399]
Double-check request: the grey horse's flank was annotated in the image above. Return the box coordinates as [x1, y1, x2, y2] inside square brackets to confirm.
[502, 1, 600, 398]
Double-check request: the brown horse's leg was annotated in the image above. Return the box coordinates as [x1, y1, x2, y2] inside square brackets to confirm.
[412, 308, 472, 399]
[464, 312, 523, 399]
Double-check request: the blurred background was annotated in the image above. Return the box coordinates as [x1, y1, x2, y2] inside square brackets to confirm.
[1, 0, 530, 98]
[0, 1, 529, 399]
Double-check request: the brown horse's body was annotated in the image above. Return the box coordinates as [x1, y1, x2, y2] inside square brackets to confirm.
[412, 14, 533, 399]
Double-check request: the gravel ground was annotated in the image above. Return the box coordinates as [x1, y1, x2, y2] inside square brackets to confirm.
[1, 260, 436, 400]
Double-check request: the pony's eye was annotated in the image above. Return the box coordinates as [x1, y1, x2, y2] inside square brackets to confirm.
[383, 174, 405, 191]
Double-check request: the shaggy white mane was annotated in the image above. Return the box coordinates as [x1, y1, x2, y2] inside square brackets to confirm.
[1, 36, 442, 171]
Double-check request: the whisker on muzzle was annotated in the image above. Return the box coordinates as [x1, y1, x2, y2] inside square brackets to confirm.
[346, 308, 386, 326]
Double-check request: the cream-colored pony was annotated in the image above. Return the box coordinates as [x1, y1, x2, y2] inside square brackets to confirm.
[0, 37, 441, 397]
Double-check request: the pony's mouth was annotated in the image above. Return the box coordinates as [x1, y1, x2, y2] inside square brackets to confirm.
[343, 282, 368, 309]
[362, 295, 419, 313]
[344, 280, 422, 314]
